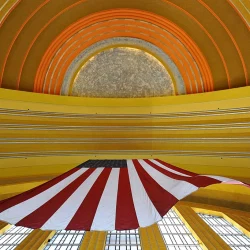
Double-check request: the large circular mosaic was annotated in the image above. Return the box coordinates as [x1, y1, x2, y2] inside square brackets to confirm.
[71, 47, 175, 98]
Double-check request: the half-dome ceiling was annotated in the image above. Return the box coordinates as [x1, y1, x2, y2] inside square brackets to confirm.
[0, 0, 249, 97]
[71, 47, 175, 98]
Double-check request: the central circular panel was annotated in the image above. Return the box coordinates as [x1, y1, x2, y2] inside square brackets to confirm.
[71, 47, 174, 98]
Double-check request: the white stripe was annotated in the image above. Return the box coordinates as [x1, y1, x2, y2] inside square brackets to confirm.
[91, 168, 120, 230]
[127, 160, 162, 227]
[202, 175, 235, 182]
[0, 168, 88, 224]
[139, 160, 198, 200]
[41, 168, 103, 230]
[150, 159, 191, 177]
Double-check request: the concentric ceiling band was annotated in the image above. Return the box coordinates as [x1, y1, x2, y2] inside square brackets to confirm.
[60, 37, 186, 96]
[34, 9, 213, 95]
[0, 0, 249, 93]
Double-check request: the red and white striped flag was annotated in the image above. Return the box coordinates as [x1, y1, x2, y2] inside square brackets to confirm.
[0, 159, 248, 231]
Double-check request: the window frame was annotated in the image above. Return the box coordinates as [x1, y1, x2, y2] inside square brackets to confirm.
[0, 225, 33, 250]
[157, 209, 202, 250]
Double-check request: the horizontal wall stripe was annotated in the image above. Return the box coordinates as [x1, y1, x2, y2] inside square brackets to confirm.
[0, 88, 249, 162]
[0, 150, 250, 159]
[0, 107, 250, 118]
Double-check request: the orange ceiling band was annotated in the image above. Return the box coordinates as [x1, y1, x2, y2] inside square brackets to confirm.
[51, 32, 192, 95]
[35, 10, 211, 93]
[42, 21, 202, 95]
[2, 2, 244, 93]
[34, 9, 213, 94]
[44, 27, 198, 95]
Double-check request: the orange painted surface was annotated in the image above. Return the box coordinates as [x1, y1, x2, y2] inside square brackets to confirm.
[2, 1, 248, 93]
[34, 9, 213, 94]
[43, 22, 196, 94]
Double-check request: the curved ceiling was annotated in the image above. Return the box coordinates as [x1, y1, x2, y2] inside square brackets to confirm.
[0, 0, 249, 96]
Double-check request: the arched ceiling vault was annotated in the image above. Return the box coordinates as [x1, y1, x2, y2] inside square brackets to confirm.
[0, 0, 249, 96]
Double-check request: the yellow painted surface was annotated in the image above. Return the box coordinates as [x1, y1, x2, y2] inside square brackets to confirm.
[0, 221, 11, 235]
[0, 181, 46, 195]
[1, 86, 250, 109]
[204, 184, 250, 195]
[182, 188, 250, 213]
[79, 232, 92, 250]
[179, 201, 250, 236]
[223, 213, 250, 237]
[139, 227, 151, 250]
[0, 87, 250, 207]
[79, 231, 107, 250]
[174, 205, 231, 250]
[139, 224, 167, 250]
[95, 231, 108, 250]
[179, 201, 250, 218]
[15, 230, 55, 250]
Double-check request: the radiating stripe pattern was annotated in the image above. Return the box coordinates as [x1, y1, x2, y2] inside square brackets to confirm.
[0, 159, 248, 231]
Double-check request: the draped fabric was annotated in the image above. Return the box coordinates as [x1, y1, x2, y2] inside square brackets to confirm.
[0, 159, 248, 231]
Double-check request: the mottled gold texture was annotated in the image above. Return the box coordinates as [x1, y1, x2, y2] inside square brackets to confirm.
[72, 47, 174, 98]
[61, 37, 185, 96]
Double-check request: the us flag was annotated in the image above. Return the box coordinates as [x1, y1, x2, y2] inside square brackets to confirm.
[0, 159, 248, 231]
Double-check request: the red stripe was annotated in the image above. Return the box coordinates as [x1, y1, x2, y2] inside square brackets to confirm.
[133, 160, 178, 217]
[66, 168, 112, 230]
[145, 160, 221, 187]
[154, 159, 197, 176]
[15, 168, 95, 228]
[0, 167, 80, 213]
[115, 167, 139, 230]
